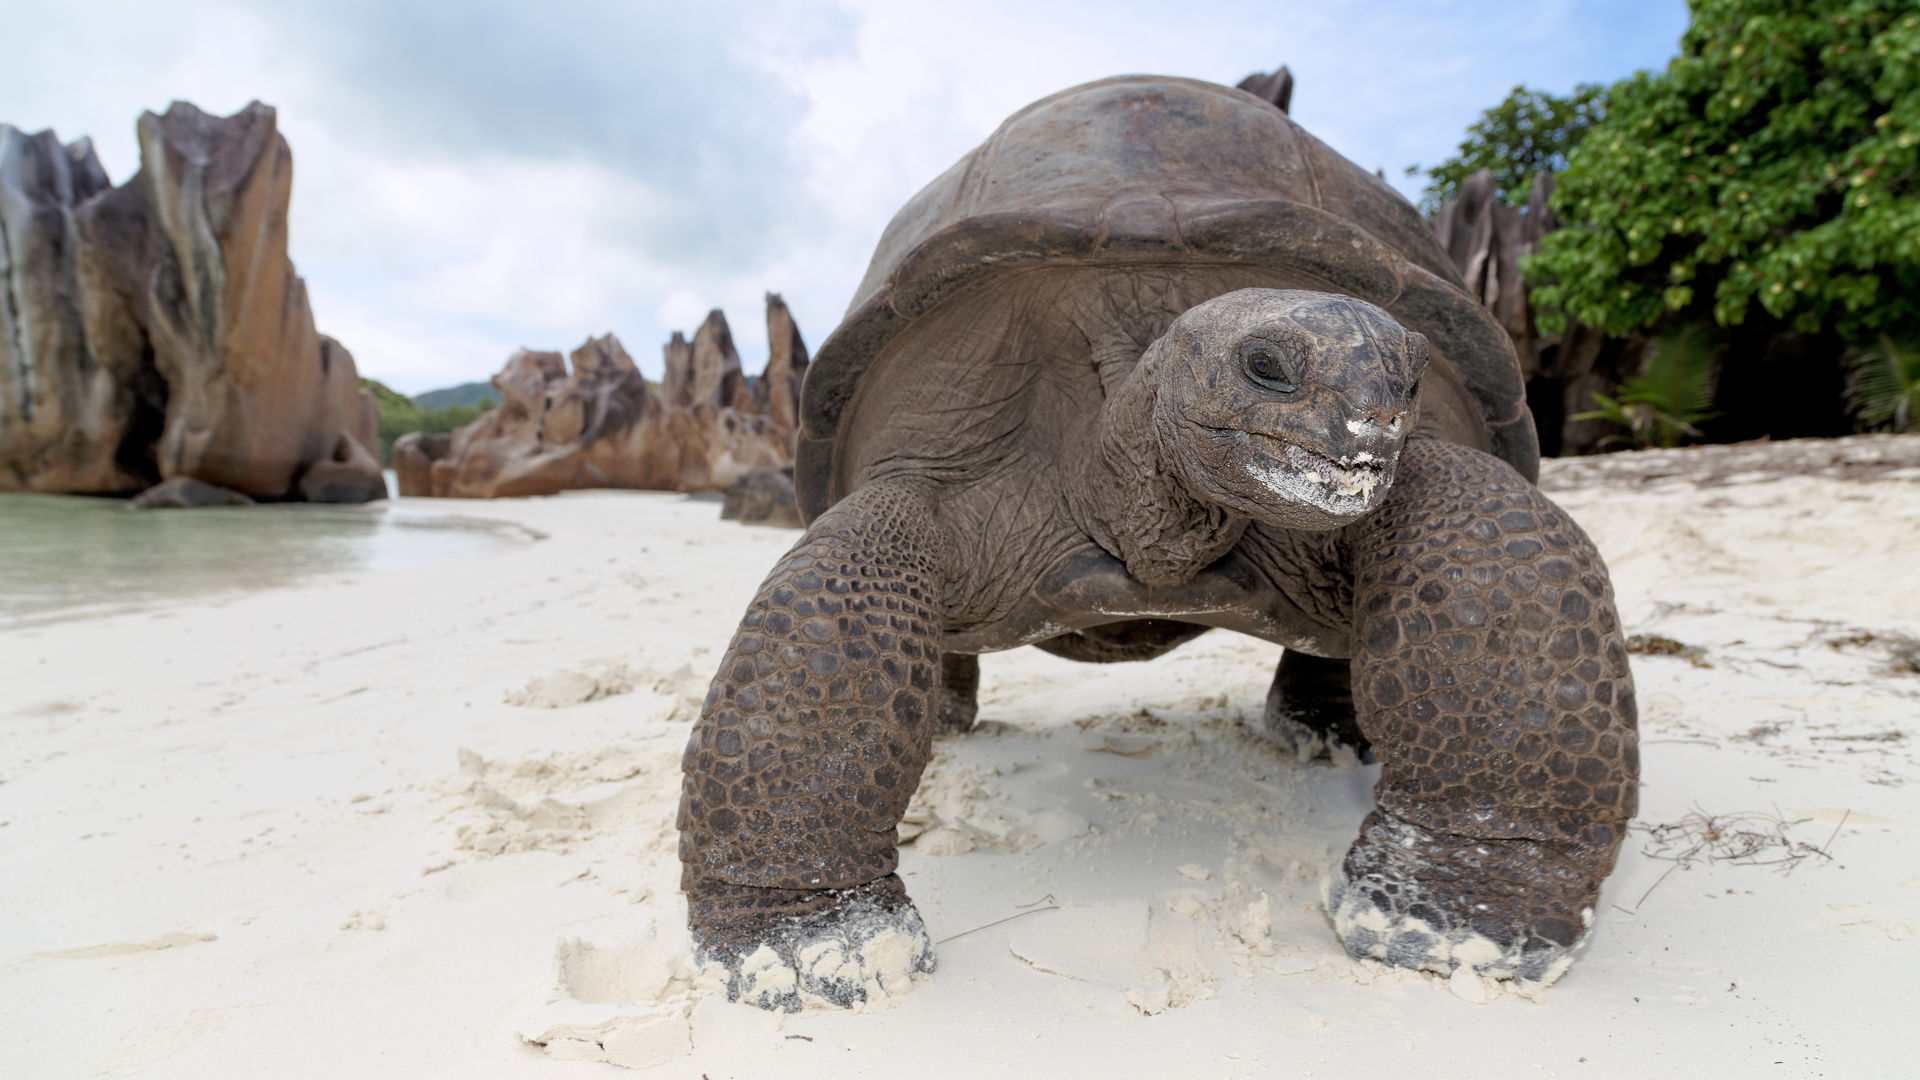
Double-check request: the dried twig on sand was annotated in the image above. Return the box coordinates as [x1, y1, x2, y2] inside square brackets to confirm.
[1634, 805, 1844, 875]
[1828, 630, 1920, 675]
[935, 906, 1061, 945]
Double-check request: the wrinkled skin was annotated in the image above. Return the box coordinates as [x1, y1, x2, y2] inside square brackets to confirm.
[678, 290, 1637, 1010]
[1150, 290, 1425, 530]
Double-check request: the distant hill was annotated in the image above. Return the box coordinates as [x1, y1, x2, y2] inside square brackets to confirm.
[413, 381, 502, 410]
[361, 377, 414, 412]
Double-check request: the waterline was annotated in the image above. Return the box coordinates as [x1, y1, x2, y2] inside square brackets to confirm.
[0, 494, 534, 630]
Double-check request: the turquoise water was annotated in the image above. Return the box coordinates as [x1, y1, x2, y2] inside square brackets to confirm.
[0, 493, 533, 630]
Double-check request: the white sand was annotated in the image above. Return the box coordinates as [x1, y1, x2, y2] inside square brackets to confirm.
[4, 439, 1919, 1078]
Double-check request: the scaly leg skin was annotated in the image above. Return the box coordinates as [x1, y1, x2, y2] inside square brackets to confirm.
[678, 480, 950, 1011]
[1329, 440, 1638, 987]
[1260, 649, 1370, 763]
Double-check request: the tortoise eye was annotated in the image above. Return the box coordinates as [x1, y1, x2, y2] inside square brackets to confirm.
[1243, 346, 1296, 392]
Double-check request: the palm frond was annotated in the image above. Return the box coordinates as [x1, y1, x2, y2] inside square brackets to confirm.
[1582, 327, 1721, 449]
[1621, 328, 1718, 416]
[1845, 335, 1920, 432]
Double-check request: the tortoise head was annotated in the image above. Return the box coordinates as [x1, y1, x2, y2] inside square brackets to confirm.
[1149, 289, 1428, 530]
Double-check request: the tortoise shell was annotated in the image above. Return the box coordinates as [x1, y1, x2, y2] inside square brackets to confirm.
[797, 75, 1536, 521]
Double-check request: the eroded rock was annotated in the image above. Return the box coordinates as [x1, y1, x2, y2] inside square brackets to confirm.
[0, 127, 138, 493]
[407, 295, 808, 498]
[0, 102, 384, 502]
[1431, 169, 1646, 456]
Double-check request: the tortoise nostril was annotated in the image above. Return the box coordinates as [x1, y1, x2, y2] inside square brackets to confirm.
[1340, 376, 1407, 419]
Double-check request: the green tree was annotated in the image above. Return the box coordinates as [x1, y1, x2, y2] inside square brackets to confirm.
[1528, 0, 1920, 344]
[1407, 84, 1607, 213]
[361, 378, 496, 464]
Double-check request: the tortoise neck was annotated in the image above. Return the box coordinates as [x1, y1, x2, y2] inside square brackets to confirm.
[1074, 347, 1248, 587]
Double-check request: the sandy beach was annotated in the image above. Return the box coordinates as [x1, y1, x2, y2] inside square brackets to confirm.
[4, 436, 1919, 1079]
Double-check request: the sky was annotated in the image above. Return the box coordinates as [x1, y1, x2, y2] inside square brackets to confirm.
[4, 0, 1689, 395]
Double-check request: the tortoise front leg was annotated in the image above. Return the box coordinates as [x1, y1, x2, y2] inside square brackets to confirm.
[1331, 441, 1638, 985]
[678, 480, 949, 1011]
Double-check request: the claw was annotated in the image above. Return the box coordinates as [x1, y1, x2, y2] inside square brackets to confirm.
[1326, 873, 1581, 985]
[695, 893, 936, 1012]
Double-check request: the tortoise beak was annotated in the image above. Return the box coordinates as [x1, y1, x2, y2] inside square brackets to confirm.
[1230, 428, 1397, 519]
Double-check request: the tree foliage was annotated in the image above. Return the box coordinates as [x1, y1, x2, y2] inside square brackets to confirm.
[361, 378, 496, 463]
[1408, 84, 1607, 213]
[1528, 0, 1920, 344]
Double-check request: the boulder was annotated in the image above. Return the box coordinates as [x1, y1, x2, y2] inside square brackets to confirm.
[299, 426, 388, 503]
[392, 431, 451, 497]
[127, 476, 255, 509]
[719, 466, 803, 528]
[0, 101, 384, 501]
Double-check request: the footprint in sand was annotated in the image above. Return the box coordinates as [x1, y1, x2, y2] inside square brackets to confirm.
[505, 664, 636, 708]
[36, 931, 216, 959]
[1006, 897, 1222, 1015]
[517, 935, 704, 1069]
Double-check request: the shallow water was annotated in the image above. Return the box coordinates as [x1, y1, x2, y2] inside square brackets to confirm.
[0, 493, 533, 629]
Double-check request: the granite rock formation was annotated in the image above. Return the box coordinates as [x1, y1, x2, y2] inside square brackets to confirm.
[0, 102, 383, 501]
[399, 294, 808, 498]
[1432, 168, 1645, 456]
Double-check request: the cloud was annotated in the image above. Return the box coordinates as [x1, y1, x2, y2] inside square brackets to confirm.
[271, 0, 835, 270]
[1, 0, 1687, 395]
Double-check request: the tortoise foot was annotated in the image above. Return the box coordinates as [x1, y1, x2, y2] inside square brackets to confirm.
[1326, 814, 1594, 986]
[692, 878, 935, 1012]
[1258, 703, 1371, 766]
[1258, 650, 1371, 764]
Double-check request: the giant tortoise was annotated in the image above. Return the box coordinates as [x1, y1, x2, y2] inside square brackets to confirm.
[678, 74, 1638, 1011]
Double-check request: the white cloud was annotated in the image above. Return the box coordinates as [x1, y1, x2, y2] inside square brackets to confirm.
[2, 0, 1686, 395]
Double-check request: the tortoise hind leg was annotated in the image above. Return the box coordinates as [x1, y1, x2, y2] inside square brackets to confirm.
[936, 652, 979, 733]
[1259, 650, 1370, 763]
[678, 479, 950, 1011]
[1329, 441, 1637, 985]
